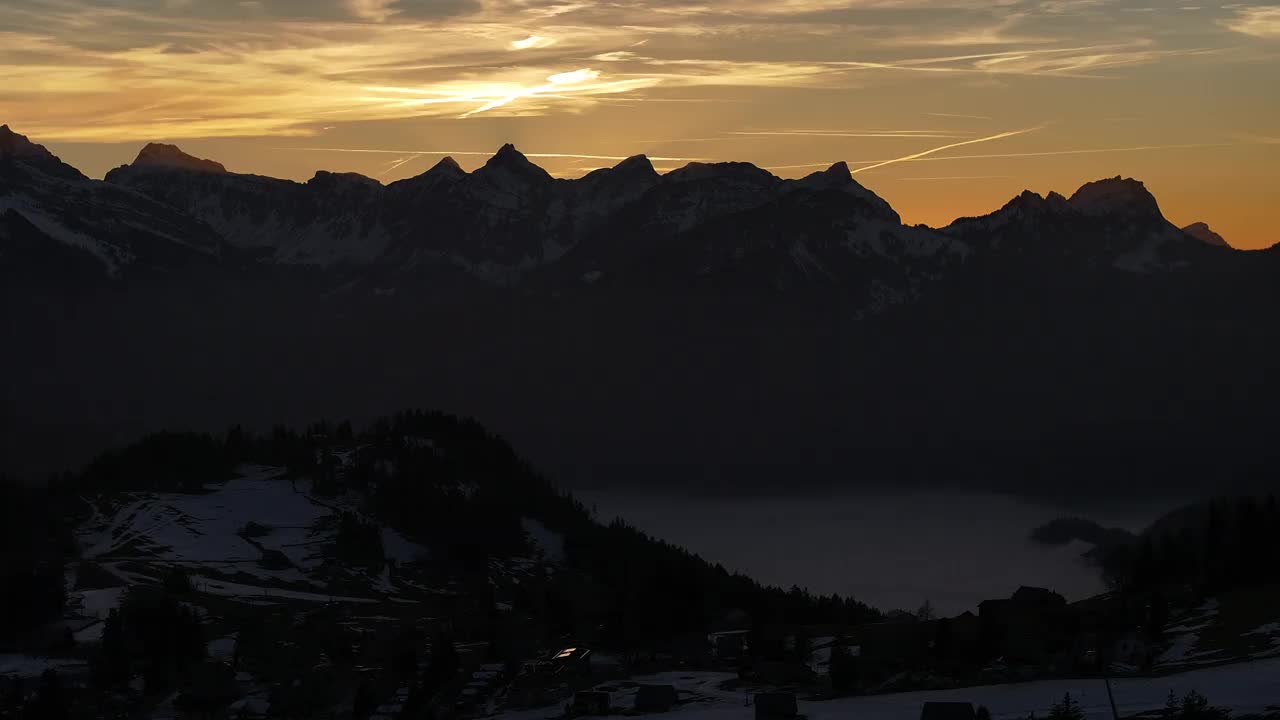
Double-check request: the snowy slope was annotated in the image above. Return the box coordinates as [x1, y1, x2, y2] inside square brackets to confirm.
[75, 464, 429, 601]
[494, 660, 1280, 720]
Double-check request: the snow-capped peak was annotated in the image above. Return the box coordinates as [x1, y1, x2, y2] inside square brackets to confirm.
[132, 143, 228, 174]
[1182, 222, 1230, 248]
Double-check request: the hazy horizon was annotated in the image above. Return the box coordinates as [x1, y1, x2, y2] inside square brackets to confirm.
[578, 487, 1167, 616]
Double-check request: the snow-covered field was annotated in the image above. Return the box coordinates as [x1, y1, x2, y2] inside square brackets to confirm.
[0, 654, 89, 679]
[494, 660, 1280, 720]
[73, 464, 428, 601]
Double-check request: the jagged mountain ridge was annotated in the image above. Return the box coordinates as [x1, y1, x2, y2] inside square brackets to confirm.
[5, 125, 1280, 500]
[940, 177, 1225, 272]
[1, 127, 223, 283]
[2, 126, 1240, 293]
[101, 139, 975, 297]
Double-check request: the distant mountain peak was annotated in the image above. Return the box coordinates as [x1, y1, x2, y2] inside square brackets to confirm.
[133, 143, 227, 174]
[431, 156, 464, 175]
[0, 124, 47, 159]
[308, 170, 381, 190]
[1182, 222, 1230, 248]
[0, 124, 87, 180]
[1003, 189, 1067, 214]
[824, 161, 852, 180]
[492, 143, 522, 161]
[479, 143, 551, 183]
[665, 161, 778, 185]
[787, 161, 900, 222]
[795, 161, 863, 187]
[1068, 176, 1161, 218]
[612, 154, 658, 178]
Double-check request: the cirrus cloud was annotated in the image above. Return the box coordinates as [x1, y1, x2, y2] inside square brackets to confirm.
[1222, 6, 1280, 38]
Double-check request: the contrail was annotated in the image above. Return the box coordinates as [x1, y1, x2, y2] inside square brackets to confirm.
[766, 141, 1243, 172]
[378, 155, 422, 178]
[892, 142, 1236, 163]
[851, 127, 1042, 174]
[926, 112, 993, 121]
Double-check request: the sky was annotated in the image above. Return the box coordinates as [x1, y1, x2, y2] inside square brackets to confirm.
[1, 0, 1277, 247]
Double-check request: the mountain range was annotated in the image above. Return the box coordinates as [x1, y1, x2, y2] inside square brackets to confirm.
[3, 124, 1278, 499]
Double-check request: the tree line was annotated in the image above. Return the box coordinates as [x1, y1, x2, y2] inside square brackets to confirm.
[1101, 494, 1280, 594]
[3, 409, 884, 660]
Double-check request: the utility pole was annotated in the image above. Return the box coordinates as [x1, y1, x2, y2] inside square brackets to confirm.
[1103, 669, 1120, 720]
[1101, 626, 1120, 720]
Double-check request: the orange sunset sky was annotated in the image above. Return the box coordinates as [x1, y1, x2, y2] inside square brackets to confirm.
[2, 0, 1277, 247]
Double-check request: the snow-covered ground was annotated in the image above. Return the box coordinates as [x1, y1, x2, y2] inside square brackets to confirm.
[208, 634, 238, 660]
[494, 660, 1280, 720]
[0, 654, 89, 679]
[68, 586, 126, 618]
[191, 576, 383, 604]
[522, 518, 565, 563]
[74, 464, 428, 598]
[80, 466, 333, 570]
[1158, 599, 1222, 668]
[1244, 623, 1280, 657]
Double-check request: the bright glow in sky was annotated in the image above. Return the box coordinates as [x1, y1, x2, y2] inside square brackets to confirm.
[2, 0, 1277, 246]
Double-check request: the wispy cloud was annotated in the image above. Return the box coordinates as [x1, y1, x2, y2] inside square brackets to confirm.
[926, 112, 993, 121]
[345, 0, 400, 22]
[510, 34, 556, 50]
[1222, 6, 1280, 38]
[0, 0, 1258, 145]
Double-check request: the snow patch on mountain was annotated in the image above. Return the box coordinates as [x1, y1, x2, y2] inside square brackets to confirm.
[77, 464, 428, 593]
[0, 195, 128, 274]
[496, 658, 1280, 720]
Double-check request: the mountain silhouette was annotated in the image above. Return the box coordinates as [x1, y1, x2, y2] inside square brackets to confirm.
[1182, 221, 1231, 248]
[3, 125, 1278, 499]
